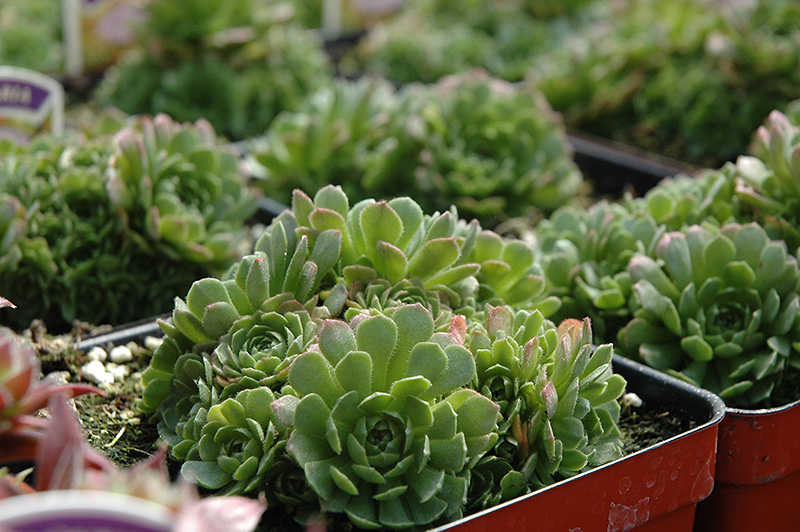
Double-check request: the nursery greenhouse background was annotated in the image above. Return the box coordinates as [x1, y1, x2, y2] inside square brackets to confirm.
[1, 1, 800, 531]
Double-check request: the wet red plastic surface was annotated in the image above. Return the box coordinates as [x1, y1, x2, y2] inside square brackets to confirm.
[431, 425, 718, 532]
[694, 400, 800, 532]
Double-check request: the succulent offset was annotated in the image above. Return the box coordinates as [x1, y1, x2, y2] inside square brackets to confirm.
[464, 308, 625, 508]
[618, 222, 800, 407]
[271, 304, 500, 529]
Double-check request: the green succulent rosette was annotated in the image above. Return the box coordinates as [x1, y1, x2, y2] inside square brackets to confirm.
[408, 73, 584, 226]
[464, 307, 625, 508]
[106, 114, 256, 268]
[465, 228, 560, 315]
[271, 304, 500, 529]
[0, 115, 255, 331]
[178, 387, 283, 496]
[212, 310, 318, 398]
[618, 222, 800, 407]
[343, 278, 455, 328]
[536, 201, 663, 342]
[735, 109, 800, 253]
[627, 169, 740, 233]
[280, 185, 482, 310]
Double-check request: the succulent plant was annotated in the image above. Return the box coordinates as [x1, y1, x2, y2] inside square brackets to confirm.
[408, 73, 584, 226]
[212, 310, 318, 399]
[0, 333, 99, 464]
[465, 227, 560, 315]
[735, 109, 800, 253]
[271, 303, 500, 529]
[250, 74, 583, 230]
[250, 77, 407, 203]
[106, 114, 256, 267]
[536, 201, 663, 341]
[97, 0, 331, 140]
[464, 308, 625, 508]
[626, 169, 741, 233]
[617, 222, 800, 407]
[0, 115, 256, 331]
[283, 185, 482, 307]
[179, 386, 283, 496]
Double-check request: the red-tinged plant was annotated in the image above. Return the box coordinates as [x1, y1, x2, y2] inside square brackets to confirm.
[0, 333, 100, 464]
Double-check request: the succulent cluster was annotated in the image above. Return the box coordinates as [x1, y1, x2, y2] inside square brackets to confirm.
[140, 186, 628, 529]
[96, 0, 331, 140]
[0, 114, 255, 331]
[251, 73, 583, 228]
[531, 0, 800, 166]
[617, 223, 800, 407]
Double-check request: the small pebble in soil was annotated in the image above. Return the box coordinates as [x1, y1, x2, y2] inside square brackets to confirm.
[86, 346, 108, 362]
[81, 360, 114, 385]
[144, 335, 163, 351]
[109, 345, 133, 363]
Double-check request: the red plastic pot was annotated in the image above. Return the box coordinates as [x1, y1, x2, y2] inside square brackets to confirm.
[430, 356, 725, 532]
[694, 399, 800, 532]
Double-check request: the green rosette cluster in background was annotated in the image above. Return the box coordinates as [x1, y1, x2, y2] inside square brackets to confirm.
[531, 0, 800, 166]
[138, 186, 629, 529]
[0, 0, 63, 74]
[96, 0, 331, 140]
[0, 114, 255, 331]
[250, 73, 584, 229]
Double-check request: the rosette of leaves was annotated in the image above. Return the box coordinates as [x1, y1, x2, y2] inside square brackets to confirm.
[408, 73, 584, 226]
[735, 109, 800, 253]
[250, 77, 405, 202]
[106, 114, 256, 268]
[140, 243, 339, 416]
[465, 228, 560, 316]
[96, 0, 331, 140]
[179, 386, 284, 496]
[464, 308, 625, 509]
[271, 304, 500, 529]
[211, 310, 318, 399]
[536, 201, 663, 341]
[617, 222, 800, 407]
[0, 116, 255, 331]
[281, 185, 483, 308]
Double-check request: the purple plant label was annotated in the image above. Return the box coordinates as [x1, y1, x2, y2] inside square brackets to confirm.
[0, 67, 64, 137]
[0, 491, 173, 532]
[0, 81, 50, 111]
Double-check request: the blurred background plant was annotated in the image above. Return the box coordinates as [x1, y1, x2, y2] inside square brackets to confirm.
[0, 114, 256, 332]
[250, 72, 585, 229]
[96, 0, 332, 141]
[0, 0, 63, 74]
